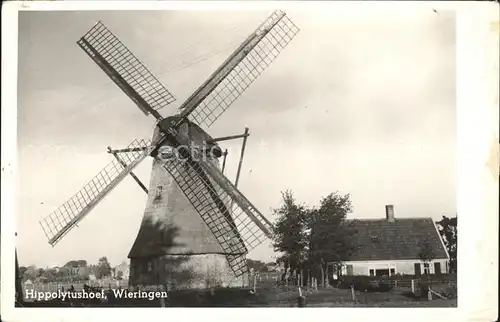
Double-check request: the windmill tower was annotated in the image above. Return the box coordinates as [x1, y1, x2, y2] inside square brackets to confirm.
[39, 11, 299, 290]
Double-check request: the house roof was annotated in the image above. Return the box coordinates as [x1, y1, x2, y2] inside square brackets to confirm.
[346, 217, 448, 261]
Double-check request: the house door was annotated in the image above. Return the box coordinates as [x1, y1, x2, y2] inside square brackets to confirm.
[414, 263, 421, 276]
[346, 265, 353, 276]
[434, 262, 442, 275]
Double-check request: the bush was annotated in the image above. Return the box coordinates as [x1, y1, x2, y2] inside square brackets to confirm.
[377, 280, 393, 292]
[337, 276, 393, 292]
[426, 281, 457, 299]
[443, 283, 457, 299]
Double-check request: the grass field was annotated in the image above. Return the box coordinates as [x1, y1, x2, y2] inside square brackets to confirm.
[20, 276, 457, 307]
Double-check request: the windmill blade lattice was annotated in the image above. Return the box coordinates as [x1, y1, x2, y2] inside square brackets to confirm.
[40, 139, 152, 246]
[77, 22, 176, 117]
[196, 156, 273, 249]
[226, 255, 248, 278]
[163, 145, 272, 276]
[187, 11, 299, 129]
[164, 152, 250, 276]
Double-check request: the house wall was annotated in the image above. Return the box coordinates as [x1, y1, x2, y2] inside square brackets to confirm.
[341, 259, 449, 276]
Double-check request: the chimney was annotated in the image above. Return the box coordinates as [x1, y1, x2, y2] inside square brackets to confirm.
[385, 205, 395, 222]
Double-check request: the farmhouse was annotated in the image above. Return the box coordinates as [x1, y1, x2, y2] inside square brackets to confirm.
[341, 205, 449, 276]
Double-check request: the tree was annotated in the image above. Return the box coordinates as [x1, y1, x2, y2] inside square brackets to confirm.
[116, 270, 124, 280]
[19, 266, 28, 279]
[56, 267, 70, 281]
[271, 190, 309, 280]
[64, 260, 87, 268]
[78, 266, 90, 280]
[42, 268, 56, 282]
[36, 268, 45, 278]
[23, 265, 37, 282]
[307, 192, 358, 287]
[436, 215, 457, 273]
[246, 259, 266, 272]
[96, 257, 112, 279]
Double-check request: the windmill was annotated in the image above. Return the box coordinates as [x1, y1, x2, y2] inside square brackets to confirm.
[39, 11, 299, 290]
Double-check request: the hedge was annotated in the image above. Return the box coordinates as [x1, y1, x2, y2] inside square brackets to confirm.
[337, 274, 456, 292]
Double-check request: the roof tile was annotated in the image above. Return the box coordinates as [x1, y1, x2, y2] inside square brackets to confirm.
[346, 218, 448, 261]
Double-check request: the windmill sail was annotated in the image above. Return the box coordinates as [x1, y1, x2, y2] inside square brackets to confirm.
[180, 10, 299, 129]
[196, 156, 274, 247]
[164, 130, 273, 276]
[39, 139, 152, 246]
[40, 11, 299, 284]
[163, 152, 247, 249]
[163, 150, 271, 277]
[77, 22, 176, 118]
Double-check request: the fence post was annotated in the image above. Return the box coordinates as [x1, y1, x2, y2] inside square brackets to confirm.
[159, 284, 166, 307]
[350, 284, 356, 302]
[411, 279, 415, 294]
[253, 273, 257, 293]
[297, 274, 306, 307]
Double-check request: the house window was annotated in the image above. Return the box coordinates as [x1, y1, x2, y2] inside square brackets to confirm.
[375, 269, 389, 277]
[434, 262, 442, 275]
[423, 263, 430, 275]
[369, 269, 374, 276]
[346, 265, 353, 276]
[414, 263, 422, 276]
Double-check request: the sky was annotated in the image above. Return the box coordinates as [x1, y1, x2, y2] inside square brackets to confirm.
[16, 7, 456, 268]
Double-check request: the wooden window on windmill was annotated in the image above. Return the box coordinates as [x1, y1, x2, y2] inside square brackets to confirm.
[154, 186, 163, 202]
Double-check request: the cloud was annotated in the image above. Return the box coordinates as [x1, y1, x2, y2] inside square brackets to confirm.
[16, 9, 456, 266]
